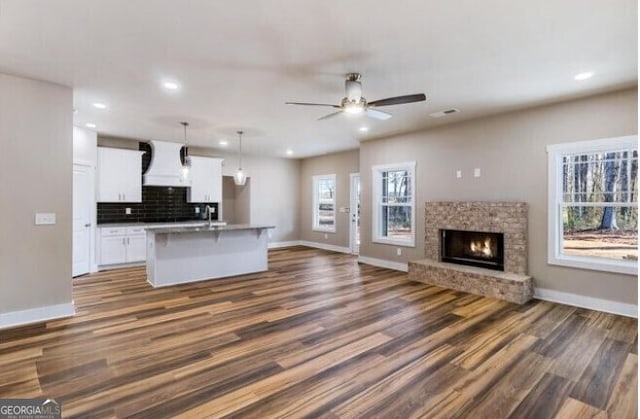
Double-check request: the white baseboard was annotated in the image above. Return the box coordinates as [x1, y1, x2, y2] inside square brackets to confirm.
[534, 288, 637, 318]
[268, 240, 303, 249]
[357, 256, 408, 272]
[0, 302, 75, 330]
[300, 241, 353, 254]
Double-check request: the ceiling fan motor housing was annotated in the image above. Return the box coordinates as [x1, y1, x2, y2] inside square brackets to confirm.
[345, 73, 363, 102]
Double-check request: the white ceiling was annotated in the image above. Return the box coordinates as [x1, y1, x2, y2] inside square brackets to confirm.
[0, 0, 636, 158]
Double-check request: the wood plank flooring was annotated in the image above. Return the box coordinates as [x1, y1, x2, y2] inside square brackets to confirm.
[0, 246, 637, 418]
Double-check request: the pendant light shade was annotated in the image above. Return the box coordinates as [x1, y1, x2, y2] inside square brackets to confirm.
[234, 130, 247, 186]
[180, 121, 191, 179]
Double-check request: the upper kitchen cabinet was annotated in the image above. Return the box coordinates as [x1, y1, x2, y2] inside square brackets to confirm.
[97, 147, 145, 202]
[188, 156, 223, 203]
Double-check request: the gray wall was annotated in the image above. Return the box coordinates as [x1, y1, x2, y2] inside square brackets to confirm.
[359, 88, 638, 305]
[299, 149, 360, 248]
[0, 73, 73, 314]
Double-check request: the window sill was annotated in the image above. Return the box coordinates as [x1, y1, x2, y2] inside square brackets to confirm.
[313, 228, 336, 234]
[549, 255, 637, 276]
[372, 237, 415, 248]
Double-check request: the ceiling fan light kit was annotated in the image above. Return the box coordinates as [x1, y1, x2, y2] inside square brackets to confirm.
[286, 72, 426, 121]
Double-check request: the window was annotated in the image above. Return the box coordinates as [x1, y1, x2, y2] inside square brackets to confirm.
[547, 136, 637, 275]
[372, 162, 416, 247]
[313, 174, 336, 232]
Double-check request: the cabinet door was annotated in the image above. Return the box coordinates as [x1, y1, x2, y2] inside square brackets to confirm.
[188, 157, 223, 203]
[126, 234, 147, 262]
[121, 151, 143, 202]
[97, 148, 143, 202]
[208, 158, 223, 203]
[97, 148, 123, 202]
[100, 236, 127, 265]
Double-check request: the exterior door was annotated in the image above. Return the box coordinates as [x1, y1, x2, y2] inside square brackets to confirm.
[72, 164, 92, 276]
[349, 173, 361, 254]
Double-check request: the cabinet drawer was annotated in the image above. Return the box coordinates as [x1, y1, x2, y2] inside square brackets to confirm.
[100, 227, 126, 236]
[126, 227, 146, 235]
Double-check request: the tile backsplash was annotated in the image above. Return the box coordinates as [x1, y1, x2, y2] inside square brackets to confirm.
[97, 142, 219, 224]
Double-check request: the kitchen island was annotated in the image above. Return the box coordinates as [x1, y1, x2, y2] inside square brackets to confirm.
[145, 224, 275, 287]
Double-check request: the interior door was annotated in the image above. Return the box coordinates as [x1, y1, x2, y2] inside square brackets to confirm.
[73, 164, 92, 276]
[349, 173, 361, 254]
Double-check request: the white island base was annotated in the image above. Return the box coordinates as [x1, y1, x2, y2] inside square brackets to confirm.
[146, 224, 275, 287]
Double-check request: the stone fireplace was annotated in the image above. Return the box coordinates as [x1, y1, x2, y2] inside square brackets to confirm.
[408, 201, 533, 304]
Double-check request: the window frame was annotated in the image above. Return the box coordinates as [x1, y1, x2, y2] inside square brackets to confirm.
[312, 174, 337, 233]
[372, 161, 416, 247]
[547, 135, 637, 276]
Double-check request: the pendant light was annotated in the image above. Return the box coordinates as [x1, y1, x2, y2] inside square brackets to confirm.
[234, 130, 247, 186]
[180, 121, 191, 179]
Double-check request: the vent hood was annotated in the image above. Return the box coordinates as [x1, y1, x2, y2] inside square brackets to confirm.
[143, 140, 191, 187]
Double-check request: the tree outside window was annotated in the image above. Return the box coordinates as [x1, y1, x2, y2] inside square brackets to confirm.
[548, 136, 637, 275]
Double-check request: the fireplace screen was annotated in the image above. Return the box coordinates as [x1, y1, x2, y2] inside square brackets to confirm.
[441, 229, 504, 271]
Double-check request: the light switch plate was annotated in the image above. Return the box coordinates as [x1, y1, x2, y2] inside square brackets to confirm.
[474, 168, 481, 177]
[195, 207, 200, 214]
[456, 170, 462, 179]
[35, 212, 56, 225]
[125, 208, 132, 215]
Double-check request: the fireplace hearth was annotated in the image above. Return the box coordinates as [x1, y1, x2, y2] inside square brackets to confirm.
[441, 229, 504, 271]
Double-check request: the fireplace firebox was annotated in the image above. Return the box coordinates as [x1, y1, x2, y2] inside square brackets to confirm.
[441, 229, 504, 271]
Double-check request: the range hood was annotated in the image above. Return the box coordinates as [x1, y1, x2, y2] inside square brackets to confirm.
[143, 140, 191, 187]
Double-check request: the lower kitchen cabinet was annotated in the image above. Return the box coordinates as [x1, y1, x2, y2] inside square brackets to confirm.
[98, 226, 146, 266]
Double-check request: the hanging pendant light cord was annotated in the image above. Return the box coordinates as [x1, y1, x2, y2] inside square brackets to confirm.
[237, 130, 243, 169]
[181, 121, 189, 159]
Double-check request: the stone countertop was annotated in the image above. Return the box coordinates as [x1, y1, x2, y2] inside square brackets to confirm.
[145, 224, 275, 234]
[97, 221, 216, 228]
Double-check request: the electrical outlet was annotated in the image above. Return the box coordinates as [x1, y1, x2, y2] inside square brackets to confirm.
[125, 208, 132, 215]
[324, 233, 328, 240]
[396, 248, 402, 256]
[195, 207, 200, 214]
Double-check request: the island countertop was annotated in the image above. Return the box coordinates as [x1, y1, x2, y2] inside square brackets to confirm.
[145, 224, 275, 234]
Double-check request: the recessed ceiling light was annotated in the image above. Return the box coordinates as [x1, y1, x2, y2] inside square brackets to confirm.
[85, 122, 97, 129]
[219, 140, 228, 146]
[286, 149, 294, 156]
[574, 72, 594, 81]
[92, 102, 107, 109]
[162, 81, 180, 90]
[359, 126, 369, 132]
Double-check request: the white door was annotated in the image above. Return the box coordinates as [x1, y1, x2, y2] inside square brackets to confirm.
[72, 165, 92, 276]
[349, 173, 361, 254]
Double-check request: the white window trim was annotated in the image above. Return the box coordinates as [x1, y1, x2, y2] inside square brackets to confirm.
[547, 135, 637, 276]
[372, 161, 416, 247]
[312, 174, 336, 233]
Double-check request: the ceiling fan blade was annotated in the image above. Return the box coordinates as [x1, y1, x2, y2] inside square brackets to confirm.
[368, 93, 426, 107]
[366, 108, 392, 120]
[318, 110, 344, 120]
[286, 101, 340, 108]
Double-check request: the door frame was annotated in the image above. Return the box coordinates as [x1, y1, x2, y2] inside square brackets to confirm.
[349, 172, 360, 255]
[73, 160, 98, 275]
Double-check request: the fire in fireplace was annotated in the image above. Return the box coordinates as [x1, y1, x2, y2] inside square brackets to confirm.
[441, 229, 504, 271]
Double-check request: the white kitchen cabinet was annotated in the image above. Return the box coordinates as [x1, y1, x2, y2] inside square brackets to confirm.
[98, 226, 146, 266]
[187, 156, 223, 203]
[97, 147, 145, 202]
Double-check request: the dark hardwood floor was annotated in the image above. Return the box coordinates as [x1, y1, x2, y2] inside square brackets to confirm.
[0, 247, 637, 418]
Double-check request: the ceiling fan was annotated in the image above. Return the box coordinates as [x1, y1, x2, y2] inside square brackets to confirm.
[286, 73, 426, 120]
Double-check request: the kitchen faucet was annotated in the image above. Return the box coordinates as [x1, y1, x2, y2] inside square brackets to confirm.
[206, 205, 215, 228]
